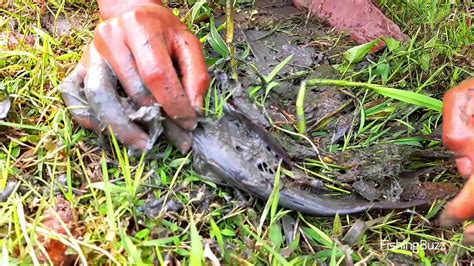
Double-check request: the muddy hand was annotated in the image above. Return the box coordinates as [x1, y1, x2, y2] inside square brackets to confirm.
[61, 1, 209, 151]
[61, 44, 156, 151]
[91, 2, 209, 131]
[439, 78, 474, 244]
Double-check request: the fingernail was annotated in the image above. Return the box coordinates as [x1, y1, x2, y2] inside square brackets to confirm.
[178, 140, 192, 154]
[136, 138, 150, 151]
[177, 118, 197, 131]
[463, 232, 474, 246]
[194, 96, 204, 116]
[439, 209, 464, 228]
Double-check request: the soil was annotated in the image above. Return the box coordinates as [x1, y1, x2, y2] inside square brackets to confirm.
[211, 3, 459, 205]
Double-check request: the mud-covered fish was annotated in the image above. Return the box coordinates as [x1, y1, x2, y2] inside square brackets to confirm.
[190, 102, 429, 216]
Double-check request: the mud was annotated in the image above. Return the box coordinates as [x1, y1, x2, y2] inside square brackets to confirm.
[231, 2, 347, 84]
[244, 29, 321, 77]
[40, 11, 87, 38]
[230, 7, 357, 145]
[140, 196, 184, 217]
[255, 0, 294, 9]
[333, 144, 458, 202]
[265, 64, 357, 145]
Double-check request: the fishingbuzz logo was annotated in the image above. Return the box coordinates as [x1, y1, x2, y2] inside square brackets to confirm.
[379, 239, 447, 251]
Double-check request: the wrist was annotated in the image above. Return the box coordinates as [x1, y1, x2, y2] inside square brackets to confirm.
[98, 0, 164, 20]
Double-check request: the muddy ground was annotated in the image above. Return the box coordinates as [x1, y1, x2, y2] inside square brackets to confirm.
[2, 1, 468, 264]
[13, 0, 460, 232]
[207, 2, 460, 205]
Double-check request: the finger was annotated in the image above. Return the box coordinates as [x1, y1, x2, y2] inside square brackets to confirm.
[162, 118, 193, 154]
[439, 175, 474, 228]
[456, 157, 473, 179]
[172, 30, 210, 114]
[93, 20, 154, 106]
[463, 224, 474, 245]
[60, 64, 102, 130]
[83, 48, 150, 151]
[443, 81, 474, 154]
[122, 17, 197, 131]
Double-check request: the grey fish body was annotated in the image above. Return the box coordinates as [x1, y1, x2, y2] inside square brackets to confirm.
[191, 112, 428, 216]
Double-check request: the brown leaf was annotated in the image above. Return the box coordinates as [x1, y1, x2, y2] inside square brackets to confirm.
[37, 196, 78, 266]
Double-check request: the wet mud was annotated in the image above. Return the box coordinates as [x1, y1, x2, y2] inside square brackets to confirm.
[332, 144, 458, 202]
[227, 5, 359, 146]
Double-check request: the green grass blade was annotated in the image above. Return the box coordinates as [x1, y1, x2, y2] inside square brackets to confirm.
[258, 162, 282, 236]
[101, 151, 117, 241]
[307, 78, 443, 112]
[343, 38, 380, 64]
[264, 54, 293, 83]
[119, 227, 143, 264]
[209, 218, 225, 254]
[189, 207, 204, 266]
[208, 17, 230, 57]
[296, 81, 307, 134]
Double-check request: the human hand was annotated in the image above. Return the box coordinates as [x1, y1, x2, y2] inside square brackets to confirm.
[61, 3, 209, 151]
[439, 78, 474, 244]
[442, 79, 474, 178]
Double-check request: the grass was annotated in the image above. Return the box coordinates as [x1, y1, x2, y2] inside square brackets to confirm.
[0, 0, 473, 264]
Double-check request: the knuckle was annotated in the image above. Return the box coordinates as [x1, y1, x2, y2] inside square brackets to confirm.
[444, 87, 464, 103]
[443, 132, 458, 145]
[95, 23, 106, 36]
[142, 67, 165, 84]
[95, 21, 109, 35]
[95, 18, 119, 37]
[123, 9, 141, 21]
[196, 74, 210, 91]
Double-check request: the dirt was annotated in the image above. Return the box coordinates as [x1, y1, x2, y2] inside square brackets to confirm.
[232, 2, 349, 81]
[37, 196, 78, 266]
[401, 181, 458, 202]
[223, 5, 459, 205]
[40, 11, 87, 38]
[140, 195, 184, 217]
[228, 4, 359, 146]
[244, 29, 322, 76]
